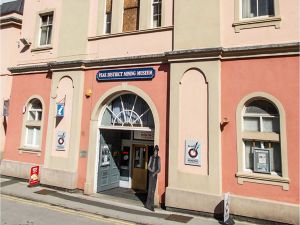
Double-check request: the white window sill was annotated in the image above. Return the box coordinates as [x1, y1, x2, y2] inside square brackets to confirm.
[236, 172, 289, 190]
[31, 46, 53, 52]
[18, 147, 41, 156]
[233, 17, 281, 33]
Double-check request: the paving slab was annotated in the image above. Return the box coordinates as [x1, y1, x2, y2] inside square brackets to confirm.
[0, 175, 252, 225]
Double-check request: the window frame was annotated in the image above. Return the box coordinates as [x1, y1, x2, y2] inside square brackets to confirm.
[38, 12, 54, 46]
[104, 0, 112, 34]
[233, 0, 281, 33]
[152, 0, 162, 28]
[19, 96, 45, 153]
[236, 92, 289, 190]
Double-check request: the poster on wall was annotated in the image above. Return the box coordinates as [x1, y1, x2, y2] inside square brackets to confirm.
[56, 103, 65, 117]
[253, 148, 271, 174]
[185, 140, 201, 166]
[56, 131, 66, 151]
[100, 144, 111, 166]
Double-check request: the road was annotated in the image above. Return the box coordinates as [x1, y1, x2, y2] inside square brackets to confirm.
[1, 195, 137, 225]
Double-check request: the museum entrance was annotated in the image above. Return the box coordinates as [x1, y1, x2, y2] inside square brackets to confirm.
[96, 93, 155, 203]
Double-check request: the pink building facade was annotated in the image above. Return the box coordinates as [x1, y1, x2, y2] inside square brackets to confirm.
[1, 0, 299, 224]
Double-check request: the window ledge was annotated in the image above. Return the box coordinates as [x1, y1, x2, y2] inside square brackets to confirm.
[31, 46, 53, 52]
[233, 17, 281, 33]
[18, 147, 41, 156]
[236, 172, 289, 190]
[88, 26, 174, 41]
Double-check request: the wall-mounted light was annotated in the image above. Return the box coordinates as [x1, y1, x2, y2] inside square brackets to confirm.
[85, 89, 93, 97]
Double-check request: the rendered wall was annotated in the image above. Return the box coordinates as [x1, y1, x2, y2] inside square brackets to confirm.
[173, 0, 220, 50]
[221, 56, 299, 204]
[0, 19, 22, 159]
[2, 73, 51, 168]
[221, 0, 300, 47]
[79, 64, 169, 203]
[166, 60, 222, 213]
[17, 0, 62, 65]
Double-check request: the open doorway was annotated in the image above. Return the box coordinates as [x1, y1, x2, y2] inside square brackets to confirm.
[97, 129, 154, 204]
[95, 93, 156, 204]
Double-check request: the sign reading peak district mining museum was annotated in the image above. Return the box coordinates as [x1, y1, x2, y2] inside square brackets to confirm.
[96, 68, 156, 81]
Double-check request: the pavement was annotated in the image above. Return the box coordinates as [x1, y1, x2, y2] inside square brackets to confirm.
[0, 175, 253, 225]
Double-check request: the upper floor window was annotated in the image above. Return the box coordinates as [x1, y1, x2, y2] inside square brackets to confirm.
[242, 0, 274, 19]
[105, 0, 112, 34]
[242, 99, 281, 174]
[39, 13, 53, 46]
[123, 0, 139, 32]
[24, 98, 43, 149]
[152, 0, 162, 28]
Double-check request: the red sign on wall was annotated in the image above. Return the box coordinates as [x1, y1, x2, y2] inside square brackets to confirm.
[28, 166, 40, 187]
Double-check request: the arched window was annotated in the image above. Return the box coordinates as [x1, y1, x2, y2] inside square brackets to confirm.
[101, 94, 154, 129]
[236, 93, 289, 190]
[242, 99, 281, 174]
[23, 98, 43, 148]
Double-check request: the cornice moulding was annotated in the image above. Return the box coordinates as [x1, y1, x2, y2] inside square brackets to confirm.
[8, 42, 300, 74]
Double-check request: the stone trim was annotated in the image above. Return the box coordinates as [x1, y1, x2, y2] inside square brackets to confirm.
[236, 172, 289, 190]
[236, 92, 289, 190]
[233, 17, 281, 33]
[88, 26, 173, 41]
[0, 16, 22, 28]
[8, 42, 300, 74]
[31, 46, 53, 52]
[233, 0, 281, 33]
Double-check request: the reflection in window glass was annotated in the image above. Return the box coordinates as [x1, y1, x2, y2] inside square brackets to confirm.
[242, 99, 281, 174]
[242, 0, 275, 19]
[244, 117, 260, 131]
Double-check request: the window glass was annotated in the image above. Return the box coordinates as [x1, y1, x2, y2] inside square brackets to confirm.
[35, 127, 41, 146]
[105, 0, 112, 34]
[242, 0, 274, 19]
[153, 0, 162, 28]
[245, 99, 278, 115]
[24, 99, 43, 148]
[272, 142, 282, 173]
[39, 13, 53, 46]
[242, 98, 281, 174]
[40, 27, 48, 45]
[134, 147, 146, 168]
[262, 117, 279, 132]
[244, 117, 260, 131]
[26, 127, 34, 145]
[102, 94, 154, 128]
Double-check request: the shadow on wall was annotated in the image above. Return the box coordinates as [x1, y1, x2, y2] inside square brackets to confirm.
[214, 200, 224, 222]
[3, 116, 7, 134]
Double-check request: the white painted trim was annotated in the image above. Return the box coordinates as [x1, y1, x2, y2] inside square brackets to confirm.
[93, 128, 101, 193]
[99, 126, 152, 131]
